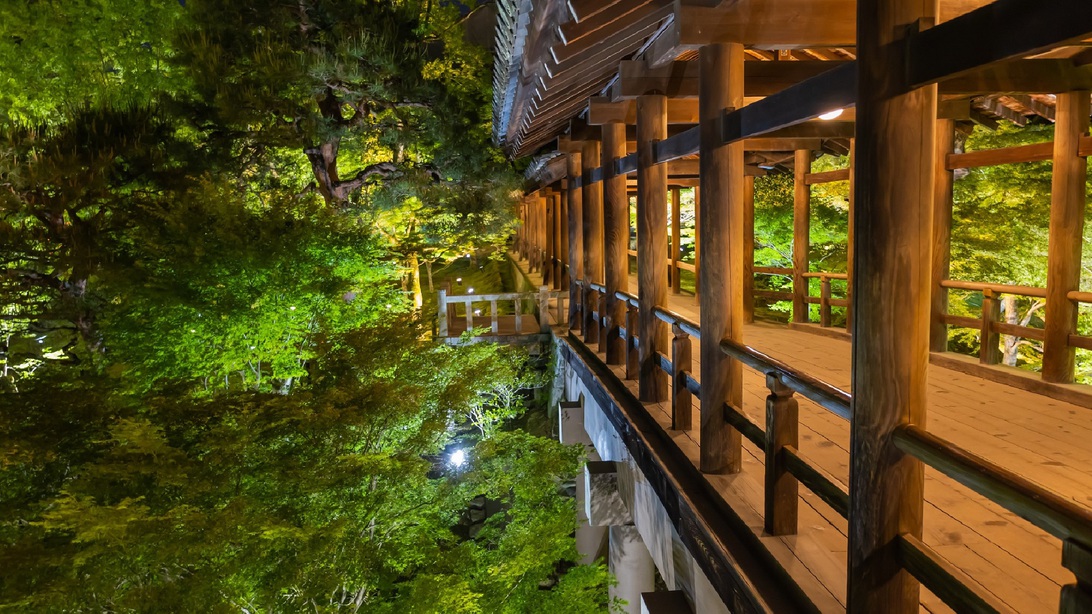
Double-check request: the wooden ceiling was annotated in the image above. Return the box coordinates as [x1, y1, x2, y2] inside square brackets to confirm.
[492, 0, 1092, 162]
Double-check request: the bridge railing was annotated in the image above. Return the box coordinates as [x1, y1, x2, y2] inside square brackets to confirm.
[569, 280, 1092, 614]
[437, 286, 565, 338]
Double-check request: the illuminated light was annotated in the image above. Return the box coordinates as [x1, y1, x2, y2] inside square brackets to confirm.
[456, 277, 462, 283]
[449, 449, 466, 468]
[467, 287, 474, 294]
[818, 108, 844, 121]
[474, 309, 481, 316]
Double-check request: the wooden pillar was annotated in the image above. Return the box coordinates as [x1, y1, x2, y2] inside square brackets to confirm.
[637, 94, 669, 402]
[848, 0, 937, 610]
[1042, 91, 1090, 384]
[846, 139, 857, 334]
[559, 180, 570, 292]
[671, 187, 682, 294]
[531, 194, 540, 271]
[568, 150, 584, 331]
[545, 191, 555, 285]
[930, 123, 955, 350]
[583, 138, 604, 343]
[698, 43, 744, 474]
[603, 121, 629, 364]
[792, 149, 811, 324]
[693, 186, 701, 304]
[744, 176, 755, 323]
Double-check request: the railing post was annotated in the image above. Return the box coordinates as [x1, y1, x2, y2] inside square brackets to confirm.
[490, 299, 499, 335]
[438, 290, 448, 338]
[1061, 540, 1092, 614]
[584, 288, 599, 344]
[671, 324, 692, 431]
[538, 285, 551, 333]
[820, 276, 832, 328]
[465, 297, 474, 333]
[764, 373, 799, 536]
[980, 289, 1001, 364]
[626, 303, 639, 380]
[514, 296, 523, 334]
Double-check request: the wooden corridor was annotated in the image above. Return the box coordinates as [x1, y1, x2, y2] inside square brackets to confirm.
[517, 255, 1087, 612]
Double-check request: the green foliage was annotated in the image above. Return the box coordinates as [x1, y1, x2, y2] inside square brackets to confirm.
[0, 0, 188, 124]
[1, 322, 611, 611]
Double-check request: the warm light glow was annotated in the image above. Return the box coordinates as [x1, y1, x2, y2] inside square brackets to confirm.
[456, 277, 462, 283]
[467, 287, 474, 294]
[818, 108, 844, 121]
[449, 449, 466, 468]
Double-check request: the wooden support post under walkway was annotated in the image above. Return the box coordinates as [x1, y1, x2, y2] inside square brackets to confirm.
[698, 42, 744, 475]
[1043, 90, 1090, 384]
[583, 138, 603, 344]
[846, 138, 856, 334]
[567, 148, 584, 331]
[603, 120, 629, 364]
[848, 0, 937, 609]
[637, 94, 669, 402]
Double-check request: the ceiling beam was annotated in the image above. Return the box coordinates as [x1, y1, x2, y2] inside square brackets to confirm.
[587, 97, 700, 125]
[614, 59, 852, 98]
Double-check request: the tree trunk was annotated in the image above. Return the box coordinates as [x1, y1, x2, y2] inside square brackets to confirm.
[408, 252, 423, 310]
[425, 260, 434, 292]
[1002, 295, 1020, 366]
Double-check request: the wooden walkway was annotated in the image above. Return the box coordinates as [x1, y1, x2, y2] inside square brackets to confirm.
[517, 257, 1090, 613]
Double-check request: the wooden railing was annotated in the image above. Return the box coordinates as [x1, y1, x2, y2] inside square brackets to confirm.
[802, 271, 849, 328]
[937, 279, 1092, 367]
[437, 286, 565, 338]
[567, 281, 1092, 613]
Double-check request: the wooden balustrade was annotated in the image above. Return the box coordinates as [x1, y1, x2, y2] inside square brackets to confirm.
[568, 271, 1092, 612]
[436, 286, 565, 338]
[936, 279, 1092, 374]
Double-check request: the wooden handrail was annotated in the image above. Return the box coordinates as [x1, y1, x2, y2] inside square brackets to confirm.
[1067, 290, 1092, 303]
[615, 290, 639, 308]
[651, 305, 701, 339]
[893, 425, 1092, 547]
[754, 266, 792, 275]
[719, 338, 852, 420]
[802, 271, 848, 280]
[940, 279, 1047, 299]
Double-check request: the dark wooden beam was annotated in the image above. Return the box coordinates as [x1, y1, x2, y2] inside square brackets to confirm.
[907, 0, 1092, 92]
